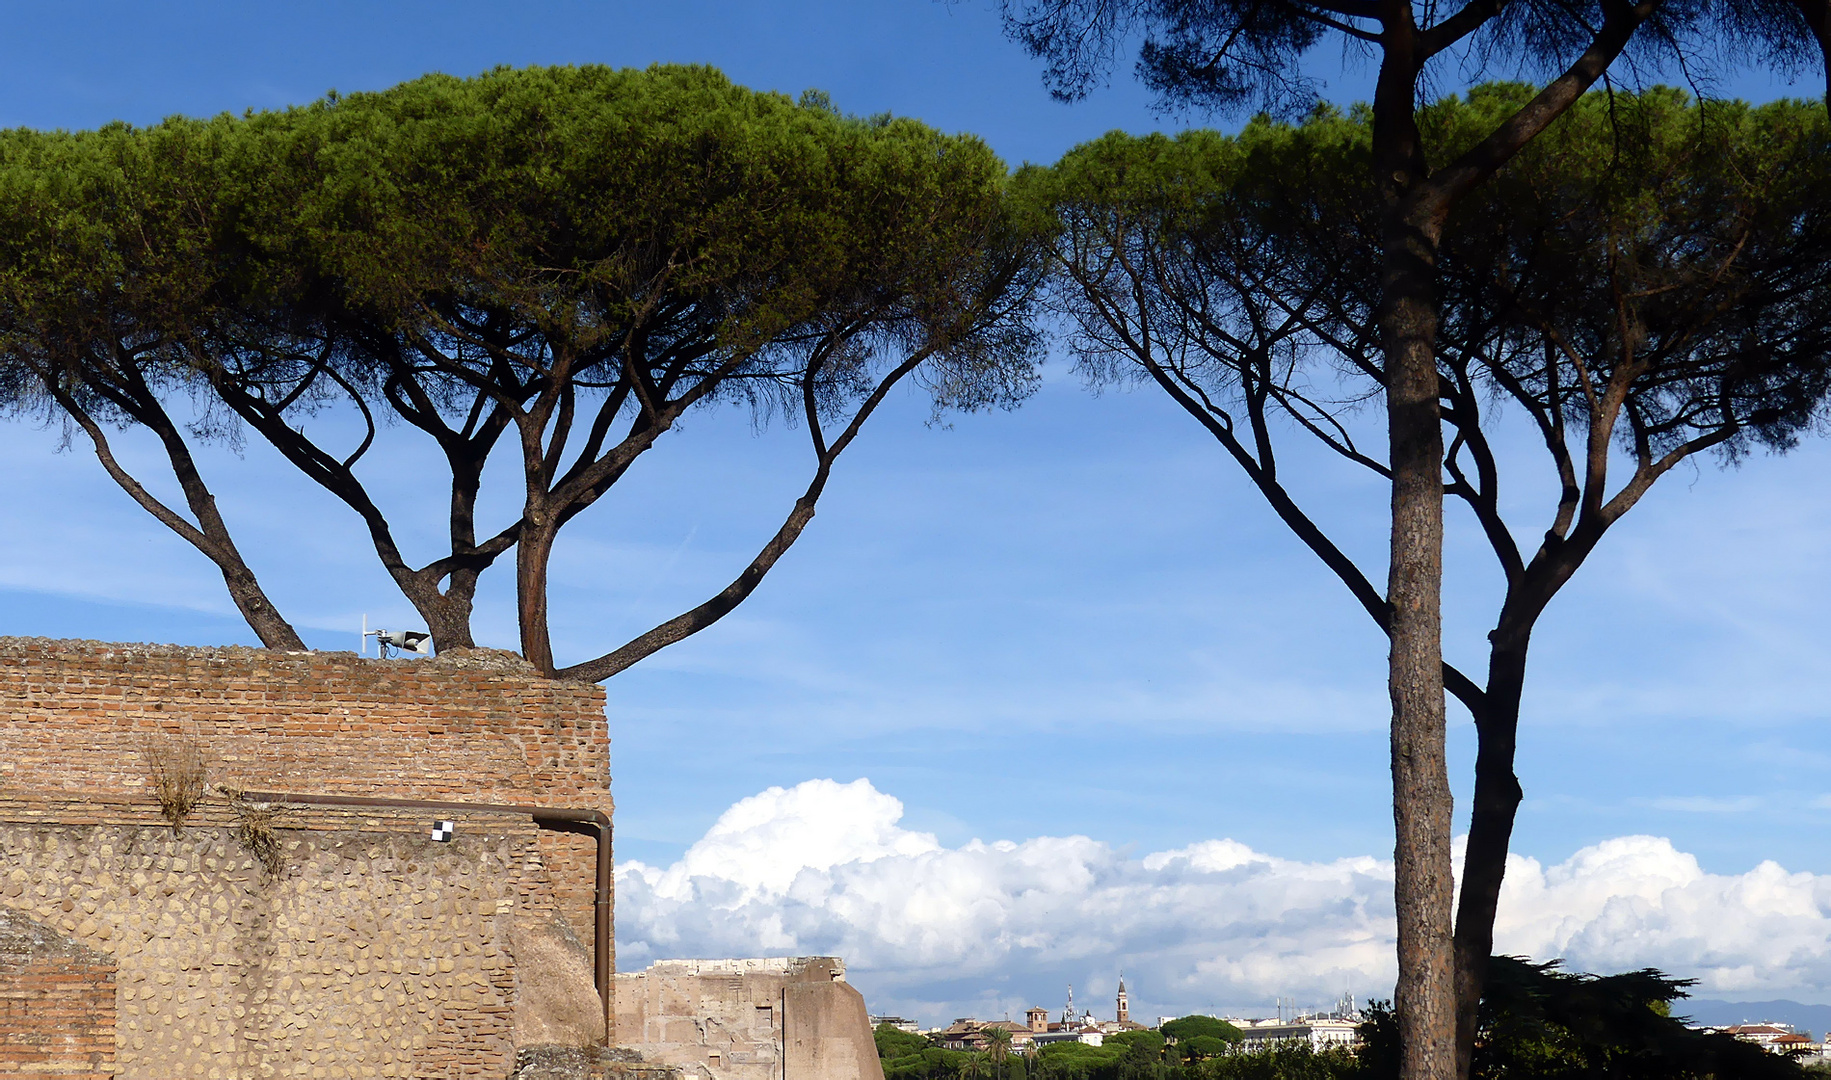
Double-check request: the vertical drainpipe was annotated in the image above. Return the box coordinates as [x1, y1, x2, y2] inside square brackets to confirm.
[241, 791, 613, 1041]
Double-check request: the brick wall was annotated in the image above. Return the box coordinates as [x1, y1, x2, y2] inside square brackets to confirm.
[0, 907, 116, 1079]
[0, 637, 610, 946]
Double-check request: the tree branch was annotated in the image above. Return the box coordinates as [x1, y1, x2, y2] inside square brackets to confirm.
[47, 371, 306, 650]
[555, 344, 935, 682]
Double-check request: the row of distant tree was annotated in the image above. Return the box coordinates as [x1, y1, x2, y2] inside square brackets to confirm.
[875, 1016, 1261, 1080]
[5, 52, 1831, 1080]
[876, 962, 1825, 1078]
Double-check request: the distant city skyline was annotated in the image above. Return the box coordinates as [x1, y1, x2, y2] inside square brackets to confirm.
[0, 0, 1827, 1023]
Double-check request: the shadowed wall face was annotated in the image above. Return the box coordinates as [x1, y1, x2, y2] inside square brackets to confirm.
[785, 978, 884, 1080]
[0, 637, 611, 945]
[0, 908, 115, 1079]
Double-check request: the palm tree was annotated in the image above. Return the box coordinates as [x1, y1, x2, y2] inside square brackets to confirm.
[959, 1050, 993, 1079]
[981, 1026, 1013, 1080]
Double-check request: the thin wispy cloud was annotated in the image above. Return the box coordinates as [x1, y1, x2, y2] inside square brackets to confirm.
[1645, 796, 1765, 814]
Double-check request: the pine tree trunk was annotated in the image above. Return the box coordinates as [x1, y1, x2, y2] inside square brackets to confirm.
[1382, 223, 1457, 1080]
[1452, 636, 1529, 1076]
[516, 512, 559, 675]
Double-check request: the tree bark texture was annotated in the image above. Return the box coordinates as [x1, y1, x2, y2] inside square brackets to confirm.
[516, 509, 560, 676]
[1038, 2, 1798, 1075]
[1382, 280, 1457, 1080]
[1795, 0, 1831, 110]
[1377, 16, 1656, 1075]
[1370, 14, 1458, 1076]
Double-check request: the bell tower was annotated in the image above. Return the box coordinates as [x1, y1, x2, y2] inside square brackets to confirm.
[1116, 975, 1129, 1025]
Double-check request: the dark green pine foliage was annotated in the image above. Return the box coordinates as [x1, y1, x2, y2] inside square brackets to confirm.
[0, 65, 1045, 672]
[1359, 958, 1810, 1079]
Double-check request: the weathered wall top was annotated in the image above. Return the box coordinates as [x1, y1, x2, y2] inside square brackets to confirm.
[634, 957, 846, 980]
[0, 635, 608, 806]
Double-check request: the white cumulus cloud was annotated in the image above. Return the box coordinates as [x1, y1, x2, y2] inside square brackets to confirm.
[616, 778, 1831, 1025]
[1492, 836, 1831, 995]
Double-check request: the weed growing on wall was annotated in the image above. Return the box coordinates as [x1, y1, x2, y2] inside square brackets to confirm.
[138, 734, 206, 829]
[216, 785, 285, 879]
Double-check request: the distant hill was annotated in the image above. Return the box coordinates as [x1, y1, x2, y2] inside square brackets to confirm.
[1680, 998, 1831, 1039]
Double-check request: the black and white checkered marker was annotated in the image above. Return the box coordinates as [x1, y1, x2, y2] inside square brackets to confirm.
[430, 820, 455, 842]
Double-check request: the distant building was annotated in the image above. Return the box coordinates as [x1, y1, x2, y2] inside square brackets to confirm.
[1720, 1023, 1818, 1054]
[1233, 1017, 1361, 1052]
[1226, 998, 1364, 1052]
[932, 1018, 986, 1051]
[1014, 980, 1139, 1051]
[927, 1017, 1032, 1052]
[1684, 1021, 1831, 1059]
[1099, 977, 1144, 1033]
[870, 1015, 919, 1034]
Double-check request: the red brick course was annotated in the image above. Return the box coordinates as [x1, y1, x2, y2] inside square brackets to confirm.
[0, 909, 116, 1078]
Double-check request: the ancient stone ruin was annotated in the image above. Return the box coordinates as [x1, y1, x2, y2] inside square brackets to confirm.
[617, 957, 882, 1079]
[0, 637, 883, 1080]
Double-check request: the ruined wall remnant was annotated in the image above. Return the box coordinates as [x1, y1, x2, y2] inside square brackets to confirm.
[0, 636, 886, 1080]
[0, 637, 611, 947]
[0, 907, 115, 1079]
[615, 957, 885, 1080]
[783, 976, 884, 1080]
[0, 637, 615, 1078]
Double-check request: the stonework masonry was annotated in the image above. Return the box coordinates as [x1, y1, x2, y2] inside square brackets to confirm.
[0, 800, 589, 1078]
[0, 637, 885, 1080]
[615, 958, 885, 1080]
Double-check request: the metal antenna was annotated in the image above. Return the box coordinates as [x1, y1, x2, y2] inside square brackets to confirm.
[361, 621, 431, 658]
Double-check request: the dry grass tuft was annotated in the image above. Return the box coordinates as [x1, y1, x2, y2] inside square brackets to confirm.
[231, 800, 285, 879]
[139, 734, 207, 830]
[215, 787, 283, 878]
[216, 787, 284, 879]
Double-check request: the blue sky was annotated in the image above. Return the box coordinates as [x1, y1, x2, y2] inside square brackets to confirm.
[2, 1, 1829, 1023]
